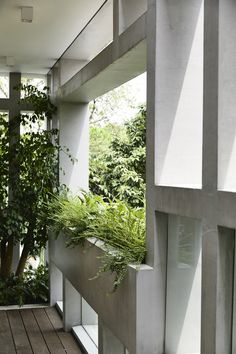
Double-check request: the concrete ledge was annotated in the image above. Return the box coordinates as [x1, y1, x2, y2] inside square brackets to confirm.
[49, 232, 154, 354]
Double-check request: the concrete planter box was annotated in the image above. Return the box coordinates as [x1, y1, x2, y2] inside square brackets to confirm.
[49, 232, 156, 354]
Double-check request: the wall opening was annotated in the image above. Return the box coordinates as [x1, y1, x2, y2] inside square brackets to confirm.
[89, 73, 146, 208]
[0, 74, 9, 98]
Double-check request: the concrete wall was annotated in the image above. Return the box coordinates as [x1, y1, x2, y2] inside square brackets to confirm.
[59, 102, 89, 192]
[146, 0, 236, 353]
[118, 0, 147, 34]
[49, 0, 236, 352]
[154, 0, 203, 189]
[50, 234, 154, 354]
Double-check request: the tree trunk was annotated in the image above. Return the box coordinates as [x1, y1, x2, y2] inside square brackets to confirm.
[0, 240, 6, 277]
[0, 237, 14, 279]
[15, 243, 30, 277]
[15, 218, 36, 277]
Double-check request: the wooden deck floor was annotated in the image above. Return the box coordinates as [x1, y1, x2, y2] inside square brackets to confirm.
[0, 307, 83, 354]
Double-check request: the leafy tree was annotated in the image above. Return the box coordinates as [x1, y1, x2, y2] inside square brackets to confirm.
[89, 74, 146, 126]
[89, 106, 146, 207]
[90, 123, 125, 159]
[0, 85, 61, 279]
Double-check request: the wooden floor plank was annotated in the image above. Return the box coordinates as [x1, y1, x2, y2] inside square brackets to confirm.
[0, 308, 83, 354]
[57, 332, 83, 354]
[20, 309, 50, 354]
[45, 307, 82, 354]
[7, 310, 33, 354]
[32, 308, 66, 354]
[45, 307, 63, 331]
[0, 311, 16, 354]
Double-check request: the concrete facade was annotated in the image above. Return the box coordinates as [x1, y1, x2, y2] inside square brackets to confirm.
[1, 0, 236, 352]
[50, 0, 236, 352]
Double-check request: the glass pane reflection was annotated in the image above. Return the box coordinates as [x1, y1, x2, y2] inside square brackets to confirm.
[165, 215, 202, 354]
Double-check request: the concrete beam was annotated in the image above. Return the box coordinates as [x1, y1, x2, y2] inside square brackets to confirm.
[56, 13, 146, 103]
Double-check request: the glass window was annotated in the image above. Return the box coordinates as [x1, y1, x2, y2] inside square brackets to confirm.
[165, 215, 202, 354]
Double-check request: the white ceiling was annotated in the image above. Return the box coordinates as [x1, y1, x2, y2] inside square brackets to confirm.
[0, 0, 105, 74]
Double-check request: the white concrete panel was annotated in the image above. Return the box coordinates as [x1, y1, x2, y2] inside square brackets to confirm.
[155, 0, 203, 188]
[59, 103, 89, 193]
[73, 326, 98, 354]
[218, 0, 236, 192]
[165, 215, 202, 354]
[64, 0, 113, 62]
[119, 0, 147, 34]
[82, 298, 98, 326]
[60, 60, 88, 86]
[83, 325, 98, 347]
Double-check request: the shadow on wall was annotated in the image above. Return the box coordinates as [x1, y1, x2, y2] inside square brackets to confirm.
[156, 0, 203, 188]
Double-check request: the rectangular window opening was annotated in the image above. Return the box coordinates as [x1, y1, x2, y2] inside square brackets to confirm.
[165, 214, 202, 354]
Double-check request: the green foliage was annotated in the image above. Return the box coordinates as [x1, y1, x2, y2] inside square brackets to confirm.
[89, 106, 146, 207]
[0, 265, 49, 306]
[89, 82, 141, 126]
[0, 84, 61, 280]
[48, 192, 146, 291]
[90, 124, 125, 159]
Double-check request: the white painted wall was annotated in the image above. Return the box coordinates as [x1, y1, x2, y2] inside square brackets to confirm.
[59, 102, 89, 193]
[155, 0, 203, 188]
[165, 215, 201, 354]
[218, 0, 236, 192]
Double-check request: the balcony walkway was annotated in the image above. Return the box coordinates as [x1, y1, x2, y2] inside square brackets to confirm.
[0, 307, 82, 354]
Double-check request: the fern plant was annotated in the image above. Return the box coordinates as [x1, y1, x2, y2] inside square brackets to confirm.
[47, 192, 146, 290]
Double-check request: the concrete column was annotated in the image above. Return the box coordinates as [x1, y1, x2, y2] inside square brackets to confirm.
[202, 0, 219, 192]
[50, 262, 63, 306]
[201, 222, 218, 354]
[59, 102, 89, 193]
[98, 318, 125, 354]
[113, 0, 119, 40]
[217, 227, 235, 353]
[9, 73, 21, 272]
[218, 0, 236, 191]
[63, 277, 81, 332]
[51, 65, 60, 93]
